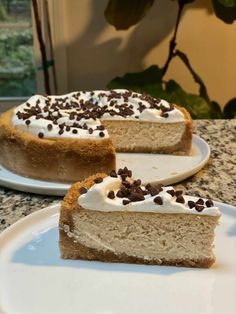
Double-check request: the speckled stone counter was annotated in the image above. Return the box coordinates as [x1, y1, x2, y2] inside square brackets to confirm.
[0, 119, 235, 233]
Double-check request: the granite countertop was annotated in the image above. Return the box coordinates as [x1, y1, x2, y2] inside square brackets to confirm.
[0, 119, 235, 233]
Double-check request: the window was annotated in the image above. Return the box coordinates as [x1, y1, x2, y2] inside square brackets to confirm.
[0, 0, 36, 97]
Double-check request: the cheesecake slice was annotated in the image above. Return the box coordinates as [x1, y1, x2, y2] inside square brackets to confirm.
[59, 167, 220, 268]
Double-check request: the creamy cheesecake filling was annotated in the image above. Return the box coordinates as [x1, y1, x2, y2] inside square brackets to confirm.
[69, 212, 217, 261]
[78, 169, 220, 217]
[102, 120, 186, 150]
[12, 90, 184, 140]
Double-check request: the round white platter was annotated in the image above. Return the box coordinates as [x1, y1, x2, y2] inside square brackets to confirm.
[0, 135, 210, 196]
[0, 199, 235, 314]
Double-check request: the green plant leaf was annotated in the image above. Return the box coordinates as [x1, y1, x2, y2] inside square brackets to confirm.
[107, 65, 164, 95]
[107, 66, 219, 119]
[210, 101, 224, 118]
[178, 0, 195, 4]
[212, 0, 236, 23]
[104, 0, 155, 30]
[174, 50, 210, 102]
[0, 3, 8, 21]
[217, 0, 236, 7]
[223, 98, 236, 118]
[164, 80, 212, 118]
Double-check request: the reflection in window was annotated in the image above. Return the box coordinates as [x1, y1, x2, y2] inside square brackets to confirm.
[0, 0, 36, 97]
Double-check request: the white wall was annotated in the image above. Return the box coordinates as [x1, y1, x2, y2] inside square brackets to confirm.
[55, 0, 236, 108]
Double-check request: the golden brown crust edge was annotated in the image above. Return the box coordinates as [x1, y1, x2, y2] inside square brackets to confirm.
[59, 173, 106, 229]
[176, 105, 192, 154]
[0, 110, 116, 183]
[59, 173, 107, 257]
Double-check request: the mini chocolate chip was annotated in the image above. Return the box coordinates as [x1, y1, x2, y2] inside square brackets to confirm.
[69, 113, 75, 120]
[38, 132, 44, 138]
[116, 190, 124, 198]
[88, 128, 93, 134]
[58, 129, 64, 135]
[145, 183, 152, 190]
[66, 125, 71, 132]
[122, 181, 130, 188]
[196, 198, 204, 205]
[120, 174, 127, 181]
[175, 190, 183, 197]
[121, 187, 130, 197]
[25, 119, 31, 125]
[133, 179, 141, 186]
[123, 199, 130, 205]
[47, 124, 53, 131]
[149, 187, 159, 196]
[96, 125, 105, 130]
[107, 191, 115, 199]
[154, 196, 163, 205]
[1, 219, 6, 224]
[161, 112, 169, 118]
[117, 168, 123, 175]
[167, 189, 175, 197]
[188, 200, 196, 209]
[206, 199, 214, 207]
[110, 170, 117, 178]
[99, 131, 105, 137]
[129, 192, 145, 202]
[72, 129, 78, 134]
[79, 187, 87, 195]
[195, 204, 205, 212]
[176, 196, 185, 204]
[94, 177, 103, 184]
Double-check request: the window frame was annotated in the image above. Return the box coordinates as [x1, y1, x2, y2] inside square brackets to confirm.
[48, 0, 68, 94]
[0, 0, 68, 110]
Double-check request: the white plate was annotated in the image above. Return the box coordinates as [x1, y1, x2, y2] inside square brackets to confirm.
[0, 135, 210, 196]
[0, 199, 235, 314]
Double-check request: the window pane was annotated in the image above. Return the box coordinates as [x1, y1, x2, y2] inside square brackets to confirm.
[0, 0, 36, 97]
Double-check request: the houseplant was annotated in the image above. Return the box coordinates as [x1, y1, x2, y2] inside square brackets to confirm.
[105, 0, 236, 118]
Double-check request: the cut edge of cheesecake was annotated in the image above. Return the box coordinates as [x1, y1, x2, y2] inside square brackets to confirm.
[102, 105, 192, 155]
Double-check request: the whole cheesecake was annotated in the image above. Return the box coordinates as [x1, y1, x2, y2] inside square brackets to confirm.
[0, 90, 192, 183]
[59, 167, 220, 268]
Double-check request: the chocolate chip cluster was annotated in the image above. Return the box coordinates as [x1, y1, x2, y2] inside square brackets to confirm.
[16, 93, 107, 139]
[16, 90, 175, 139]
[78, 167, 214, 212]
[107, 167, 165, 205]
[108, 169, 160, 205]
[187, 198, 214, 212]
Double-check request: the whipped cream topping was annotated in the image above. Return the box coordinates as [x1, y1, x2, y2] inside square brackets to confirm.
[12, 90, 184, 140]
[78, 169, 220, 217]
